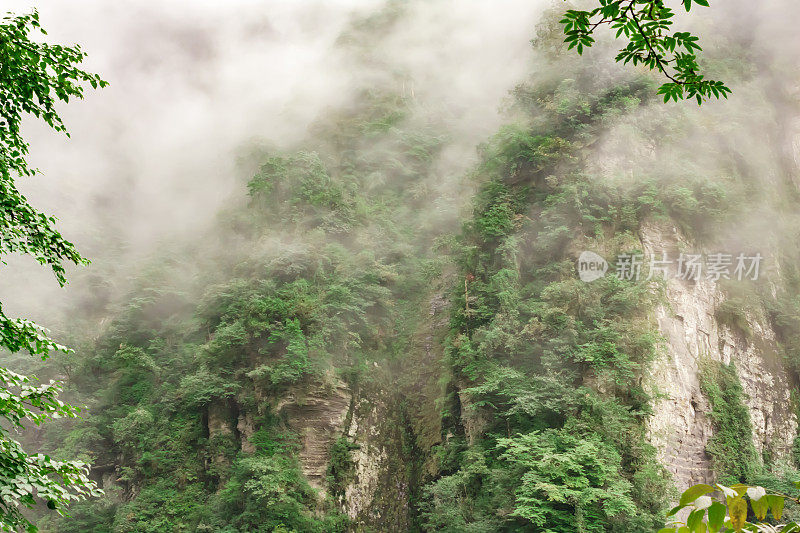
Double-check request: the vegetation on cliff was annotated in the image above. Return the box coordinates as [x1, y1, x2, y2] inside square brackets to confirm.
[3, 2, 800, 533]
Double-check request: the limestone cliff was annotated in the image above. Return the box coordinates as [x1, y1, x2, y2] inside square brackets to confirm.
[642, 224, 797, 490]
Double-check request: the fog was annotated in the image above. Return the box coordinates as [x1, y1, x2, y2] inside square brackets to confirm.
[5, 0, 798, 327]
[0, 0, 546, 320]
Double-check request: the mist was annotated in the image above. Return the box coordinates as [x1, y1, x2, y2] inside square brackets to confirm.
[0, 0, 545, 321]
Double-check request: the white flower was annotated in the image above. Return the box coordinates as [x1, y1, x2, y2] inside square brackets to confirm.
[746, 486, 767, 501]
[694, 496, 713, 510]
[717, 484, 738, 498]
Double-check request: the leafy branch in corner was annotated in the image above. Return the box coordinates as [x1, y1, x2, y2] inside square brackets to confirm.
[663, 482, 800, 532]
[559, 0, 731, 104]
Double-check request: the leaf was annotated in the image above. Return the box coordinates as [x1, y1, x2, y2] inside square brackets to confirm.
[729, 497, 747, 532]
[767, 495, 785, 521]
[681, 484, 716, 506]
[750, 494, 768, 521]
[707, 502, 726, 533]
[688, 509, 706, 531]
[730, 484, 749, 497]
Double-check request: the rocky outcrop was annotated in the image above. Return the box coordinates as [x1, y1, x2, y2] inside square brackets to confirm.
[237, 411, 257, 454]
[343, 403, 386, 519]
[642, 224, 798, 490]
[338, 290, 449, 529]
[343, 391, 404, 524]
[277, 379, 352, 491]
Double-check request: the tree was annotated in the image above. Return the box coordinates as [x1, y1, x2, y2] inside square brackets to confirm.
[559, 0, 731, 104]
[497, 429, 638, 531]
[0, 9, 107, 531]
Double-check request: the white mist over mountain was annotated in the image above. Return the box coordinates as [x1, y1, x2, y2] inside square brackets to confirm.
[0, 0, 545, 320]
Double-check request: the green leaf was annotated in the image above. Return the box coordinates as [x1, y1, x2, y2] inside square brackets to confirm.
[730, 484, 749, 497]
[680, 484, 716, 506]
[687, 509, 706, 531]
[750, 494, 768, 521]
[708, 502, 726, 533]
[767, 495, 785, 521]
[729, 497, 747, 532]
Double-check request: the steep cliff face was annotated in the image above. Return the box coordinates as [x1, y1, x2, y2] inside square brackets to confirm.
[234, 291, 450, 529]
[642, 224, 798, 490]
[277, 380, 352, 491]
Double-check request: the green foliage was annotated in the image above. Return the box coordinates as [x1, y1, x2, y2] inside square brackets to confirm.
[247, 151, 357, 232]
[497, 429, 638, 531]
[112, 481, 209, 533]
[216, 432, 346, 533]
[0, 8, 107, 531]
[0, 10, 105, 285]
[559, 0, 731, 104]
[699, 361, 761, 484]
[43, 250, 393, 530]
[423, 74, 675, 532]
[471, 181, 523, 240]
[197, 266, 392, 390]
[38, 77, 455, 531]
[665, 482, 800, 532]
[326, 437, 359, 502]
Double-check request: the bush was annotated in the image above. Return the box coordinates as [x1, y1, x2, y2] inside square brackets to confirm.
[699, 360, 761, 483]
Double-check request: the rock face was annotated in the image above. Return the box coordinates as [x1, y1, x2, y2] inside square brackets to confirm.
[277, 380, 352, 491]
[263, 292, 450, 529]
[642, 225, 798, 490]
[343, 395, 391, 521]
[338, 291, 449, 530]
[274, 375, 422, 530]
[343, 390, 412, 528]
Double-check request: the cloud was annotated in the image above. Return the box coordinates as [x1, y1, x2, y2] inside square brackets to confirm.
[0, 0, 546, 320]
